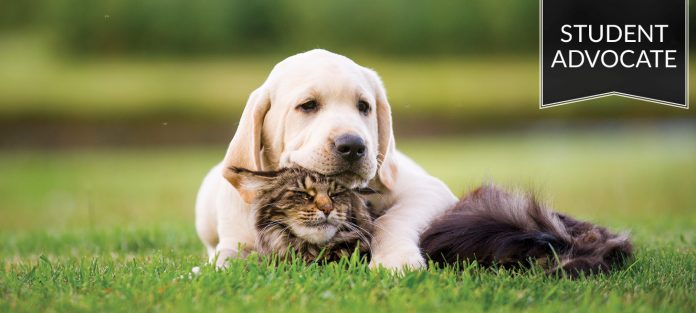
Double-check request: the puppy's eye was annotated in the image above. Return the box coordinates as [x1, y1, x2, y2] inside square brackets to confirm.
[357, 100, 370, 115]
[297, 100, 318, 113]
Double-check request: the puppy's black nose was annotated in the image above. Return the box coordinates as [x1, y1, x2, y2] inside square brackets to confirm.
[334, 134, 366, 162]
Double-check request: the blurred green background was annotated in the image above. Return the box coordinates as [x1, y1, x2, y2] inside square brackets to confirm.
[0, 0, 694, 231]
[1, 0, 695, 147]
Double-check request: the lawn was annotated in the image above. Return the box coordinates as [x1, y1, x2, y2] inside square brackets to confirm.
[1, 126, 695, 312]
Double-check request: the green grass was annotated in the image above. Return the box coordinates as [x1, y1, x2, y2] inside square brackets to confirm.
[1, 241, 694, 313]
[1, 127, 695, 312]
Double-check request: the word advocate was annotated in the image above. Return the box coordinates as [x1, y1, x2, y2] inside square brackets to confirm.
[551, 24, 677, 69]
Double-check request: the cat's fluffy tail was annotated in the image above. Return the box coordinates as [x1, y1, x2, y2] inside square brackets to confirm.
[419, 185, 633, 277]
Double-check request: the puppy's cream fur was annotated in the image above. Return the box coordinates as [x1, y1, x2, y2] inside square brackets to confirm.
[195, 49, 456, 269]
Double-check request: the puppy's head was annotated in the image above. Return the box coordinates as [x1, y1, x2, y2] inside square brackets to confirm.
[223, 49, 398, 202]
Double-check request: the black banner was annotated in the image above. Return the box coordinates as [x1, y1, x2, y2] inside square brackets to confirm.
[540, 0, 688, 108]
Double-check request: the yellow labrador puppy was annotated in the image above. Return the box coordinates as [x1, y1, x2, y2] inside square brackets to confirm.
[195, 49, 456, 270]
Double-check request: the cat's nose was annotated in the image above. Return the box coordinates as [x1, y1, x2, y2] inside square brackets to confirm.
[315, 194, 333, 215]
[318, 204, 333, 215]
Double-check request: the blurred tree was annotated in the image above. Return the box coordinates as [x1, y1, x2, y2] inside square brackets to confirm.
[0, 0, 692, 57]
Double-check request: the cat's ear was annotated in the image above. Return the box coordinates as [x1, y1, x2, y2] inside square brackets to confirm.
[223, 167, 276, 203]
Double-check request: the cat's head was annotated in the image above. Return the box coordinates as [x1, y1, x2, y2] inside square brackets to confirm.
[227, 167, 371, 245]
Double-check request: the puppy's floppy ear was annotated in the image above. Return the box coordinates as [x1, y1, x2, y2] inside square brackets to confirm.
[223, 167, 277, 203]
[364, 68, 398, 190]
[222, 85, 271, 201]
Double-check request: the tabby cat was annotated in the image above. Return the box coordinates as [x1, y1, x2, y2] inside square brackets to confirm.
[228, 167, 375, 262]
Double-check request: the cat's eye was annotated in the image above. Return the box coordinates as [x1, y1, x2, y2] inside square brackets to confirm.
[353, 187, 378, 195]
[297, 100, 318, 113]
[294, 191, 313, 201]
[329, 190, 347, 200]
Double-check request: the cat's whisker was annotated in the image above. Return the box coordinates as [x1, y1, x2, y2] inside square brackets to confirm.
[345, 227, 372, 252]
[340, 221, 373, 251]
[258, 220, 283, 234]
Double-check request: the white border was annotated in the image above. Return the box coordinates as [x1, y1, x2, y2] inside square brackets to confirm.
[539, 0, 689, 109]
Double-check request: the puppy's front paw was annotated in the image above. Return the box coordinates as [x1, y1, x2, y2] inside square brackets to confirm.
[370, 246, 425, 271]
[214, 248, 239, 269]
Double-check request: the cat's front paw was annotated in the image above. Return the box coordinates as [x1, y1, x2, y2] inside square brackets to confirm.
[369, 246, 425, 271]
